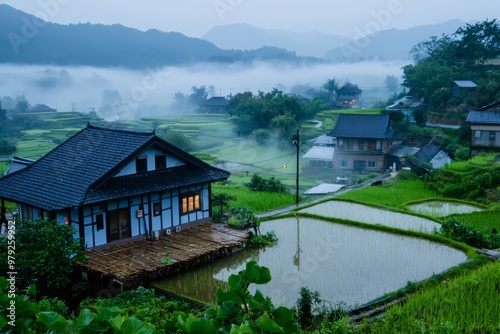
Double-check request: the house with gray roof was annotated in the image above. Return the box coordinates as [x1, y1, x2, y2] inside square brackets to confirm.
[29, 104, 57, 112]
[302, 135, 335, 172]
[451, 80, 477, 97]
[407, 143, 452, 172]
[466, 101, 500, 157]
[328, 114, 394, 172]
[336, 83, 362, 107]
[198, 96, 229, 114]
[0, 124, 229, 248]
[4, 156, 34, 176]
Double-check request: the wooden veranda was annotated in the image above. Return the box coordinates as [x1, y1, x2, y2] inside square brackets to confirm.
[79, 222, 249, 288]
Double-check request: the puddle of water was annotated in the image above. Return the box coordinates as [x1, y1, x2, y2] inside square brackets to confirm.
[153, 217, 467, 308]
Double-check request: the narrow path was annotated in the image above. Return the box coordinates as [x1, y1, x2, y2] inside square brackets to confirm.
[257, 172, 394, 218]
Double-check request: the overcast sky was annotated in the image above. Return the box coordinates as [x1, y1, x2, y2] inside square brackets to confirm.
[1, 0, 498, 38]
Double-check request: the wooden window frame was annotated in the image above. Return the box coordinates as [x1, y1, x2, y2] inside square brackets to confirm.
[155, 154, 167, 170]
[180, 192, 201, 215]
[136, 156, 148, 173]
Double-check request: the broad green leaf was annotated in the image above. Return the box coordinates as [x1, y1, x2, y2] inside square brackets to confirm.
[0, 277, 8, 290]
[272, 307, 298, 333]
[204, 307, 218, 319]
[74, 308, 101, 333]
[0, 316, 8, 329]
[26, 284, 36, 296]
[274, 307, 294, 322]
[254, 266, 272, 285]
[217, 300, 238, 320]
[108, 314, 124, 330]
[255, 312, 284, 333]
[37, 311, 67, 332]
[216, 288, 243, 305]
[230, 323, 253, 334]
[227, 274, 241, 290]
[119, 316, 156, 334]
[184, 314, 218, 334]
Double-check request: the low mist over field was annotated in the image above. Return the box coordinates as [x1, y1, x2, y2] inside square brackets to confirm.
[0, 61, 404, 119]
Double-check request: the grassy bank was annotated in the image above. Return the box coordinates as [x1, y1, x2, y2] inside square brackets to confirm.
[358, 261, 500, 333]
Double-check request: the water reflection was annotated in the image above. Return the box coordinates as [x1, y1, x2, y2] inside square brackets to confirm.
[300, 200, 440, 232]
[408, 201, 483, 217]
[153, 218, 467, 308]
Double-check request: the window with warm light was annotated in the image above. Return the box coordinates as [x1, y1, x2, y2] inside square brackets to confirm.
[180, 192, 201, 214]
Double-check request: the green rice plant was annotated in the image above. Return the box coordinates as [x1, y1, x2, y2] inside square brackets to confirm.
[336, 179, 442, 209]
[445, 160, 472, 172]
[365, 262, 500, 333]
[452, 210, 500, 235]
[212, 184, 295, 213]
[469, 153, 497, 166]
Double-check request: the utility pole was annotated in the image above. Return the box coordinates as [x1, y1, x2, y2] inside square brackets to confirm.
[292, 129, 300, 205]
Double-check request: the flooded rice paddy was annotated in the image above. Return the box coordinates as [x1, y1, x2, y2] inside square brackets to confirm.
[407, 201, 483, 217]
[153, 217, 467, 308]
[299, 200, 441, 232]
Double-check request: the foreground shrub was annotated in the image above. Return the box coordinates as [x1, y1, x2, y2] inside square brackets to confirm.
[440, 218, 492, 248]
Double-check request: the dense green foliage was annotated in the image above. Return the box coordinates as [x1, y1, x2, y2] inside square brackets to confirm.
[0, 219, 87, 297]
[453, 210, 500, 235]
[227, 89, 319, 139]
[81, 287, 200, 330]
[211, 192, 237, 223]
[0, 277, 159, 334]
[403, 19, 500, 110]
[425, 164, 500, 201]
[440, 218, 498, 248]
[247, 173, 288, 193]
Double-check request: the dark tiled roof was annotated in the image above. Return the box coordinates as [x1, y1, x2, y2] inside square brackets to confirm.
[4, 156, 35, 176]
[84, 166, 229, 204]
[336, 83, 362, 94]
[478, 100, 500, 111]
[329, 114, 393, 139]
[466, 110, 500, 124]
[30, 104, 57, 112]
[199, 97, 229, 107]
[413, 145, 441, 163]
[0, 124, 228, 211]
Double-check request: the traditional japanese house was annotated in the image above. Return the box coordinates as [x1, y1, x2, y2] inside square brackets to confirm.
[0, 124, 230, 249]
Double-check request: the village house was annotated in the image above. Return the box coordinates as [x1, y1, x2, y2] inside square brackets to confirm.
[0, 124, 230, 249]
[406, 143, 453, 172]
[29, 103, 57, 112]
[451, 80, 477, 97]
[302, 134, 335, 173]
[466, 101, 500, 157]
[329, 114, 394, 173]
[198, 96, 229, 114]
[336, 83, 363, 107]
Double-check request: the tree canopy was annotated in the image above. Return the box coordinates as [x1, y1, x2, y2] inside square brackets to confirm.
[227, 89, 319, 139]
[403, 19, 500, 110]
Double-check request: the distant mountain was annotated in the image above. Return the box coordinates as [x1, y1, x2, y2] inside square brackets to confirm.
[202, 23, 347, 57]
[325, 19, 466, 61]
[0, 5, 315, 68]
